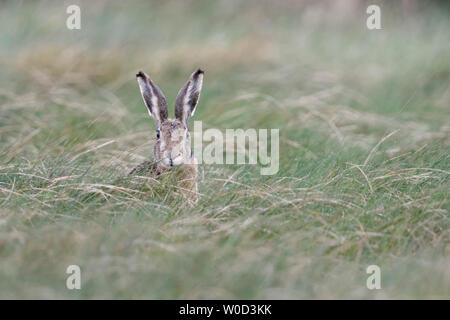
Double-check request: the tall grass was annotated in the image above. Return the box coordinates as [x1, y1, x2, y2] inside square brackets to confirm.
[0, 0, 449, 299]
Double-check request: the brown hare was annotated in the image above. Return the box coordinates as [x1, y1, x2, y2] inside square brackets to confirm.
[129, 69, 204, 203]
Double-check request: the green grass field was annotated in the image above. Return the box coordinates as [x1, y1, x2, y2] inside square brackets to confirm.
[0, 0, 449, 299]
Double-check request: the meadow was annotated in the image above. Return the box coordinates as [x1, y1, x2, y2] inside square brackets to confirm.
[0, 0, 449, 299]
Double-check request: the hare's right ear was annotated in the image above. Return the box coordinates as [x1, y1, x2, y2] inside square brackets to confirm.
[136, 71, 168, 128]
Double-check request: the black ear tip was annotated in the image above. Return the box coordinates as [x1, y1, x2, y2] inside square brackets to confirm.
[136, 71, 145, 78]
[195, 69, 204, 75]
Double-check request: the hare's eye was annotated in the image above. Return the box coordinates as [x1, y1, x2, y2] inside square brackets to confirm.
[156, 130, 160, 139]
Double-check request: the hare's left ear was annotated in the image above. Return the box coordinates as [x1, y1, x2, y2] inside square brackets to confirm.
[175, 69, 204, 125]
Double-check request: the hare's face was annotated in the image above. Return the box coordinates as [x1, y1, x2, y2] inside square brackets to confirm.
[155, 119, 191, 167]
[136, 69, 203, 169]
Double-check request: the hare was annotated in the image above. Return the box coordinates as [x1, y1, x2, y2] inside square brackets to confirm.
[129, 69, 204, 203]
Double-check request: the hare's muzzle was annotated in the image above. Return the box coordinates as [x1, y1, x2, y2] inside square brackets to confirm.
[162, 153, 184, 168]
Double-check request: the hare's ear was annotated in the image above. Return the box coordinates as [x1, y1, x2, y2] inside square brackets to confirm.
[136, 71, 168, 127]
[175, 69, 204, 125]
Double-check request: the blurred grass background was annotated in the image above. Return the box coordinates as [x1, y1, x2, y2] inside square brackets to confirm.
[0, 0, 449, 299]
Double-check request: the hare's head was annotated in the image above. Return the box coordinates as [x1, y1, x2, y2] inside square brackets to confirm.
[136, 69, 204, 168]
